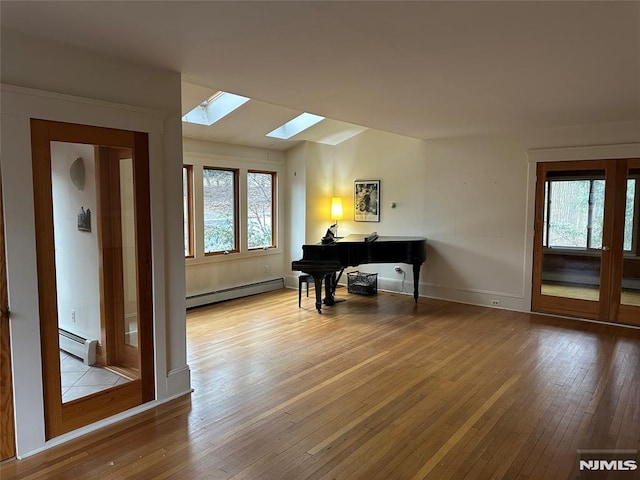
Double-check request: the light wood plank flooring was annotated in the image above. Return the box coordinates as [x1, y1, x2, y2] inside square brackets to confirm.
[2, 289, 639, 479]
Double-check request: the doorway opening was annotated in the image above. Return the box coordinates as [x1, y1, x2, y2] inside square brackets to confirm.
[532, 158, 640, 326]
[31, 119, 155, 439]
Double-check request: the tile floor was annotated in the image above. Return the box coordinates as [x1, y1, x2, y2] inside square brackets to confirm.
[60, 351, 131, 403]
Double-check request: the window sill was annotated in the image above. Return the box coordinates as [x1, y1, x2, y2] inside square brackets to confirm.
[185, 247, 282, 266]
[543, 248, 639, 259]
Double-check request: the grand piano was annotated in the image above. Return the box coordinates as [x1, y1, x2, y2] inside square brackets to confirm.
[292, 234, 427, 313]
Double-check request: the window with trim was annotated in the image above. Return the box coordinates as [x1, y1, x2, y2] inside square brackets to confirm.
[183, 165, 193, 257]
[543, 173, 638, 252]
[203, 167, 238, 254]
[247, 170, 276, 249]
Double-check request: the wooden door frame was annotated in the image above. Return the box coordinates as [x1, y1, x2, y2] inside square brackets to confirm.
[532, 158, 640, 325]
[0, 169, 16, 460]
[30, 119, 154, 439]
[617, 158, 640, 326]
[95, 146, 140, 373]
[532, 160, 610, 320]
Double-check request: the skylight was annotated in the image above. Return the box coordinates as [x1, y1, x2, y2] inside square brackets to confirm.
[182, 91, 250, 126]
[266, 112, 325, 140]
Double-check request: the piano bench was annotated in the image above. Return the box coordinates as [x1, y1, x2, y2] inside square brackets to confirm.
[298, 274, 315, 307]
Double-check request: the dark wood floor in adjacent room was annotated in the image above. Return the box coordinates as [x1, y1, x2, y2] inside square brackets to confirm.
[2, 288, 640, 479]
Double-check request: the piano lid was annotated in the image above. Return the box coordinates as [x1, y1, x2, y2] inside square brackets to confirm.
[336, 234, 427, 243]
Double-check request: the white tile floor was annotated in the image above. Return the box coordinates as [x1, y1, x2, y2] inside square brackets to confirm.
[60, 351, 131, 403]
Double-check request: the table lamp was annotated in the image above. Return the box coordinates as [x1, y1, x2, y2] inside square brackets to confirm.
[331, 197, 344, 237]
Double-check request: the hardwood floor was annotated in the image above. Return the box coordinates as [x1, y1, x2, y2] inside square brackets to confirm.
[2, 289, 639, 479]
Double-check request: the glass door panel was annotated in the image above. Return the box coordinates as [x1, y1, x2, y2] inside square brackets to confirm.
[533, 162, 610, 320]
[118, 157, 140, 359]
[51, 142, 139, 403]
[540, 172, 606, 303]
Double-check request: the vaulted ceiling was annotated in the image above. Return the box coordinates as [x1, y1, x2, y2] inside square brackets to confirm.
[2, 1, 639, 151]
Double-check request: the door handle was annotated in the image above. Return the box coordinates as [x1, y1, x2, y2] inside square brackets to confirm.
[602, 246, 610, 251]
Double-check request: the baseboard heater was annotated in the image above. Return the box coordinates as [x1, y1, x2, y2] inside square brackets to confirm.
[59, 328, 98, 366]
[186, 278, 284, 309]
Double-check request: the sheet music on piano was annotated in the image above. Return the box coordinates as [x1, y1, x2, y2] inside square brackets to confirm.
[364, 232, 378, 242]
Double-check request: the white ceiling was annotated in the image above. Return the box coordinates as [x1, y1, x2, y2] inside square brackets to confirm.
[2, 1, 639, 151]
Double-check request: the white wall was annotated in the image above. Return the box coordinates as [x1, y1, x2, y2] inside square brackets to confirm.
[303, 142, 336, 245]
[183, 138, 287, 298]
[288, 121, 640, 312]
[424, 121, 640, 310]
[1, 31, 189, 457]
[292, 131, 428, 291]
[51, 142, 100, 340]
[284, 142, 308, 269]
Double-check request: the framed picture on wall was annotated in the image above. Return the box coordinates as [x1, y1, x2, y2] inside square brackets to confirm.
[354, 179, 380, 222]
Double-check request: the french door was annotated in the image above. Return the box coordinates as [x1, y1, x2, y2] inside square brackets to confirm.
[31, 119, 154, 439]
[532, 158, 640, 326]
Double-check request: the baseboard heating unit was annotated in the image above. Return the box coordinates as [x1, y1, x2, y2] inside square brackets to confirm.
[186, 278, 284, 309]
[59, 328, 98, 366]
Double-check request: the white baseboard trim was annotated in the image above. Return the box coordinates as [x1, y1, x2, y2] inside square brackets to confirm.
[186, 278, 284, 308]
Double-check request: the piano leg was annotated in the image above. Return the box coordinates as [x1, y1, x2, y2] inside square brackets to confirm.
[323, 272, 336, 307]
[413, 263, 421, 303]
[313, 273, 325, 313]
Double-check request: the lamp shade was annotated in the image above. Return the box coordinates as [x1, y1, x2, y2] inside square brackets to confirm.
[331, 197, 344, 220]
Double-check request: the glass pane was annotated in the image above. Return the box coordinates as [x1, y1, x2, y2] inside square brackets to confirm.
[543, 181, 548, 247]
[624, 178, 636, 251]
[120, 158, 139, 348]
[247, 172, 274, 248]
[541, 173, 604, 301]
[51, 142, 134, 403]
[621, 171, 640, 307]
[547, 180, 590, 248]
[203, 168, 236, 253]
[589, 180, 605, 249]
[183, 166, 190, 256]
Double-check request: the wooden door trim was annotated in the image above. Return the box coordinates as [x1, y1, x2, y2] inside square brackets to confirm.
[133, 132, 154, 402]
[30, 119, 64, 437]
[30, 119, 154, 439]
[95, 146, 126, 368]
[602, 160, 628, 321]
[0, 168, 16, 460]
[616, 158, 640, 326]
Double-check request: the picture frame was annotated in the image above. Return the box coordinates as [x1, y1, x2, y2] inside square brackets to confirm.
[354, 179, 380, 222]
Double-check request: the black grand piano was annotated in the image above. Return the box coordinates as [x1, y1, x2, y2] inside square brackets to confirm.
[292, 234, 427, 313]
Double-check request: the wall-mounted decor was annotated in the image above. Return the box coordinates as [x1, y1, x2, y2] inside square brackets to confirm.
[77, 206, 91, 232]
[69, 157, 85, 191]
[354, 179, 380, 222]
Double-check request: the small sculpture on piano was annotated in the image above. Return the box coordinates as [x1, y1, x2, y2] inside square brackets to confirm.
[321, 224, 338, 244]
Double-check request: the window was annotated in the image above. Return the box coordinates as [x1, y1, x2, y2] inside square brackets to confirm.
[183, 165, 193, 257]
[266, 112, 324, 139]
[183, 163, 279, 259]
[247, 171, 276, 249]
[182, 91, 250, 126]
[203, 167, 238, 254]
[543, 175, 637, 251]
